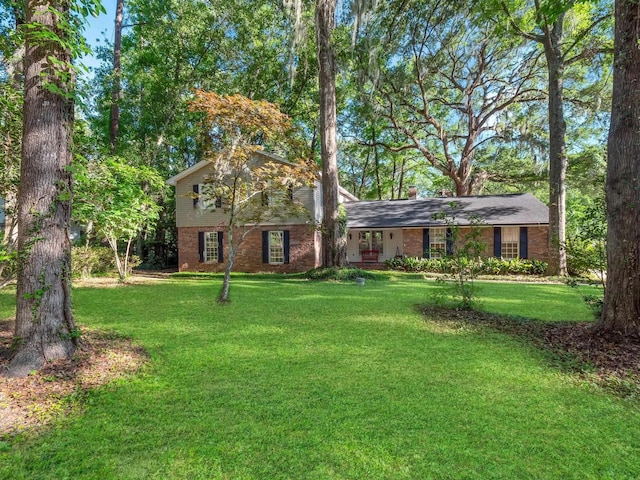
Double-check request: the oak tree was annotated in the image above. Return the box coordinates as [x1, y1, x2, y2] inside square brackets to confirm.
[356, 2, 544, 196]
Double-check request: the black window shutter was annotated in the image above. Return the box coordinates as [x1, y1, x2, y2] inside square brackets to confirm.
[519, 227, 528, 259]
[193, 185, 199, 208]
[423, 229, 430, 258]
[494, 227, 502, 258]
[283, 230, 290, 264]
[215, 196, 222, 209]
[446, 227, 453, 256]
[262, 231, 269, 263]
[198, 231, 204, 262]
[217, 231, 224, 262]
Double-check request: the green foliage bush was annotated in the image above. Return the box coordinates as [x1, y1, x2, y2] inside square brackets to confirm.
[385, 256, 547, 276]
[71, 246, 115, 278]
[304, 267, 381, 281]
[566, 240, 605, 277]
[582, 294, 604, 319]
[72, 246, 142, 278]
[566, 194, 606, 277]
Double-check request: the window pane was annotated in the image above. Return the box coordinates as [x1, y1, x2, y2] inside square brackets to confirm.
[358, 231, 370, 254]
[204, 232, 218, 263]
[372, 231, 383, 254]
[502, 226, 519, 242]
[430, 227, 447, 259]
[501, 242, 519, 259]
[501, 227, 519, 259]
[431, 227, 446, 242]
[269, 231, 284, 264]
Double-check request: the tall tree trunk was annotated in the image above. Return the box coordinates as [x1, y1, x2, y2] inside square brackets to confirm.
[109, 0, 125, 151]
[358, 148, 370, 198]
[397, 157, 406, 199]
[391, 160, 397, 199]
[596, 0, 640, 336]
[372, 127, 382, 200]
[501, 3, 571, 275]
[5, 0, 77, 378]
[316, 0, 345, 267]
[219, 226, 235, 303]
[544, 16, 568, 276]
[454, 178, 473, 196]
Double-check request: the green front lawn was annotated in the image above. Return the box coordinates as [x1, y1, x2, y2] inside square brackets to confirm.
[1, 276, 637, 479]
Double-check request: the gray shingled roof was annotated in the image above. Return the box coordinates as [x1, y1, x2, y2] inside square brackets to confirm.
[344, 193, 548, 229]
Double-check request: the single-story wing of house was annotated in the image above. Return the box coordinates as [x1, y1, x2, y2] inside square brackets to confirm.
[167, 152, 549, 273]
[343, 193, 549, 267]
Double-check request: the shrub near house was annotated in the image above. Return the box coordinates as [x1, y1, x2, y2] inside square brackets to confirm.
[385, 256, 548, 275]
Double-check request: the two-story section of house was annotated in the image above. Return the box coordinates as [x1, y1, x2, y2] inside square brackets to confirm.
[167, 151, 357, 273]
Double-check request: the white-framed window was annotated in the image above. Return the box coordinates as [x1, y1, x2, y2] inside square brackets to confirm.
[430, 227, 447, 259]
[269, 231, 285, 264]
[204, 231, 219, 263]
[358, 230, 384, 255]
[501, 226, 519, 259]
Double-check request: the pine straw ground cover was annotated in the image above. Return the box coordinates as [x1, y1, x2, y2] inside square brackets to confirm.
[0, 319, 147, 437]
[418, 305, 640, 400]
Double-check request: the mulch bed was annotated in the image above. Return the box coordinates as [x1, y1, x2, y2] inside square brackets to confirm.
[418, 305, 640, 399]
[0, 319, 148, 437]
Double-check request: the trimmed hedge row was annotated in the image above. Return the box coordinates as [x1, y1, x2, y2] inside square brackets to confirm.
[385, 256, 547, 275]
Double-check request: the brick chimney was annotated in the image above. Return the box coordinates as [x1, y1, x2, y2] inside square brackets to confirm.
[408, 186, 418, 200]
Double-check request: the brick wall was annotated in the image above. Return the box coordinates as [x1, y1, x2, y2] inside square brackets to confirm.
[526, 226, 549, 262]
[476, 227, 494, 256]
[177, 224, 321, 273]
[403, 229, 424, 257]
[178, 224, 549, 273]
[400, 225, 549, 261]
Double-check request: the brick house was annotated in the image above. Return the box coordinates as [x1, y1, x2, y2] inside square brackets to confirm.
[168, 153, 549, 273]
[167, 151, 358, 273]
[343, 192, 549, 267]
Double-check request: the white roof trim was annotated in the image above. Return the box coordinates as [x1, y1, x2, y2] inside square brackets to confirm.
[166, 150, 295, 186]
[339, 187, 359, 202]
[166, 160, 209, 186]
[165, 150, 359, 202]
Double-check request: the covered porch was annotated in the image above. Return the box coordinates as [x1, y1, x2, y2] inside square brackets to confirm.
[346, 228, 407, 265]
